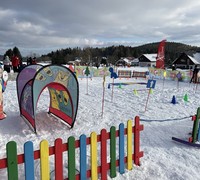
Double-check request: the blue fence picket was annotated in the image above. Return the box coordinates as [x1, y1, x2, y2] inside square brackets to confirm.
[198, 123, 200, 141]
[80, 134, 87, 180]
[24, 141, 34, 180]
[119, 123, 125, 174]
[1, 119, 144, 180]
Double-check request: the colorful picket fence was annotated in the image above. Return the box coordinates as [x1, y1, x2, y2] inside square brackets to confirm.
[118, 70, 132, 78]
[132, 71, 147, 79]
[0, 116, 144, 180]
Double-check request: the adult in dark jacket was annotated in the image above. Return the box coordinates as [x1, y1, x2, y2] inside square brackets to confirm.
[190, 65, 199, 83]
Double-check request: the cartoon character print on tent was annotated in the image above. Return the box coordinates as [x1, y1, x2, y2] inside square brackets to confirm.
[16, 64, 79, 133]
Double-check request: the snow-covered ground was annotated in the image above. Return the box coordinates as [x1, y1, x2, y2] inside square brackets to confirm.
[0, 70, 200, 179]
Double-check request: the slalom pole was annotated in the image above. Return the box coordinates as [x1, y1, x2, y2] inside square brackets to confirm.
[101, 75, 106, 117]
[177, 80, 179, 90]
[144, 88, 151, 111]
[162, 71, 166, 92]
[86, 76, 88, 95]
[162, 77, 165, 94]
[111, 77, 114, 102]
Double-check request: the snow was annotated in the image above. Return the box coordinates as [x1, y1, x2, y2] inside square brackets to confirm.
[0, 69, 200, 179]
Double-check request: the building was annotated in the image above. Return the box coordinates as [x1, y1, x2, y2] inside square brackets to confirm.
[172, 52, 200, 69]
[138, 54, 157, 67]
[115, 57, 138, 67]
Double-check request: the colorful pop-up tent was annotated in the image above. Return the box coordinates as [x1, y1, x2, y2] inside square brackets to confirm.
[16, 64, 79, 133]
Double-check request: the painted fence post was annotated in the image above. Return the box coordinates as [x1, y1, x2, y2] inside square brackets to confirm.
[192, 107, 200, 143]
[80, 134, 87, 180]
[119, 123, 125, 174]
[101, 129, 107, 180]
[91, 132, 97, 180]
[54, 138, 63, 180]
[40, 140, 50, 180]
[1, 118, 144, 180]
[127, 120, 133, 170]
[24, 141, 34, 180]
[198, 122, 200, 142]
[110, 126, 116, 178]
[6, 141, 18, 180]
[134, 116, 140, 166]
[68, 136, 76, 180]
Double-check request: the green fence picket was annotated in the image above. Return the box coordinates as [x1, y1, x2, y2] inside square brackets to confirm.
[68, 136, 76, 180]
[192, 107, 200, 142]
[110, 126, 116, 178]
[6, 141, 18, 180]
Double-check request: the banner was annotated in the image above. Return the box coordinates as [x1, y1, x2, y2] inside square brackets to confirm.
[156, 39, 166, 69]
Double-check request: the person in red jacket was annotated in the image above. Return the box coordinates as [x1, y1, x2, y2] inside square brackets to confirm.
[11, 55, 20, 72]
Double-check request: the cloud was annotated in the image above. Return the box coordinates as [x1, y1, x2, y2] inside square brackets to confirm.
[0, 0, 200, 56]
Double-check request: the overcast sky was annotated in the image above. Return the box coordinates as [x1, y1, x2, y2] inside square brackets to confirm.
[1, 0, 200, 56]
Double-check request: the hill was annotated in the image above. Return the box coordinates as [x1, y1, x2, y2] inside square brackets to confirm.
[41, 41, 200, 66]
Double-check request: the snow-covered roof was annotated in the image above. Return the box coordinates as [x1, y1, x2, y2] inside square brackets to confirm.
[123, 58, 131, 63]
[142, 54, 157, 62]
[188, 55, 200, 64]
[193, 53, 200, 63]
[131, 58, 139, 63]
[173, 53, 200, 65]
[116, 58, 132, 65]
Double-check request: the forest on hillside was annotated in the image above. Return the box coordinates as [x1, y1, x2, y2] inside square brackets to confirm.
[3, 42, 200, 67]
[40, 41, 200, 66]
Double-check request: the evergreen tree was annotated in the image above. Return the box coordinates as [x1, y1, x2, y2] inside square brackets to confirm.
[4, 49, 13, 59]
[13, 46, 22, 60]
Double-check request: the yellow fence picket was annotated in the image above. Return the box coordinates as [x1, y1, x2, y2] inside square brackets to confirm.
[127, 120, 133, 170]
[90, 132, 97, 180]
[40, 140, 50, 180]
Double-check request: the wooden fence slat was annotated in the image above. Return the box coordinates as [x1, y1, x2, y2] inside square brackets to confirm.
[119, 123, 125, 174]
[110, 126, 116, 178]
[40, 140, 50, 180]
[55, 138, 63, 180]
[80, 134, 87, 180]
[6, 141, 18, 180]
[91, 132, 97, 180]
[192, 107, 200, 142]
[68, 136, 76, 180]
[127, 120, 133, 170]
[24, 141, 34, 180]
[1, 118, 144, 180]
[198, 124, 200, 141]
[134, 116, 141, 166]
[100, 129, 107, 180]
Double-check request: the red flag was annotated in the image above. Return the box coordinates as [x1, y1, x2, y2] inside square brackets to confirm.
[156, 39, 166, 69]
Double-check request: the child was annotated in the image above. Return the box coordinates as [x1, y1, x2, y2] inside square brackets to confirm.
[0, 68, 8, 120]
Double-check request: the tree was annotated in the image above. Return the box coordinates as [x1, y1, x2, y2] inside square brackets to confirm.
[4, 49, 13, 58]
[13, 46, 22, 59]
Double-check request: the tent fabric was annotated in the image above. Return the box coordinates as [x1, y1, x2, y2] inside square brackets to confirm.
[16, 64, 43, 104]
[16, 64, 79, 132]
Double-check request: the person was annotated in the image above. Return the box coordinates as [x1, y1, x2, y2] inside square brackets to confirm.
[3, 56, 11, 73]
[31, 57, 37, 64]
[11, 55, 20, 73]
[0, 67, 8, 120]
[190, 65, 199, 83]
[172, 64, 176, 71]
